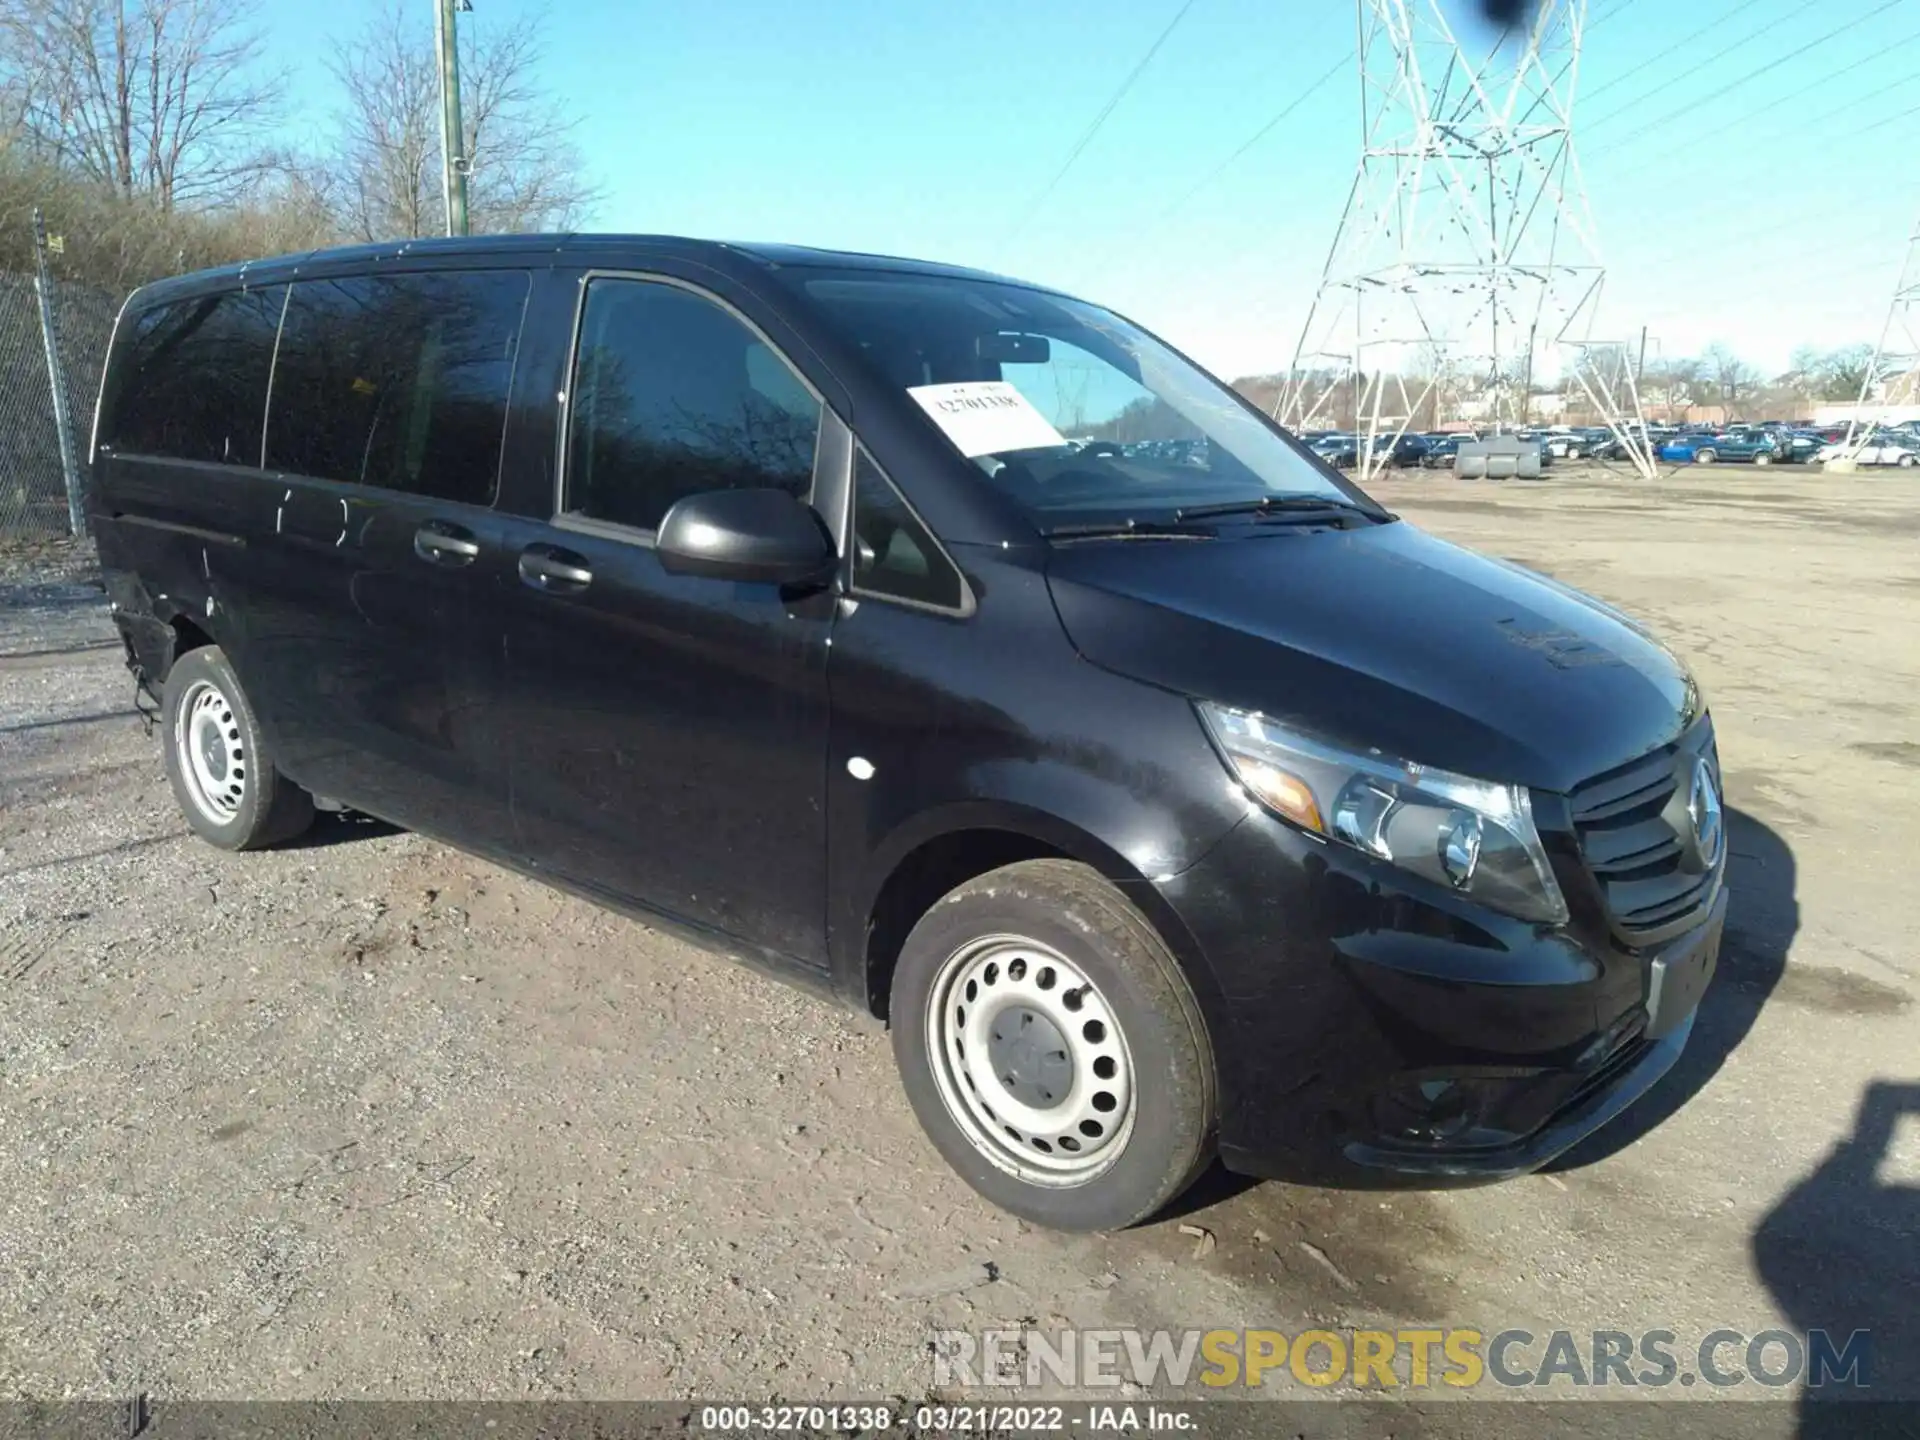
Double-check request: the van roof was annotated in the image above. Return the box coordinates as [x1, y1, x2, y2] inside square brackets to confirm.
[123, 233, 1044, 310]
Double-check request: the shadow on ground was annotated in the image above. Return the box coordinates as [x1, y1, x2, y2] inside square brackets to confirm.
[287, 809, 403, 850]
[1757, 1081, 1920, 1435]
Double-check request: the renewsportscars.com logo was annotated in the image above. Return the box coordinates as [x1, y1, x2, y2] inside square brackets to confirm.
[931, 1327, 1873, 1392]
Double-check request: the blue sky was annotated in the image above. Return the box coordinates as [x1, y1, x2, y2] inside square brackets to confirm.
[258, 0, 1919, 381]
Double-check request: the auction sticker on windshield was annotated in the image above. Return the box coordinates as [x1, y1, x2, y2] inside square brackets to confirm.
[908, 381, 1068, 458]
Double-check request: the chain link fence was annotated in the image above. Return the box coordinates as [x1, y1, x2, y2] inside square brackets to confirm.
[0, 242, 119, 542]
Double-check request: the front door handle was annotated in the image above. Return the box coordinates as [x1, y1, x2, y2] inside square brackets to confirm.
[415, 520, 481, 566]
[519, 543, 593, 593]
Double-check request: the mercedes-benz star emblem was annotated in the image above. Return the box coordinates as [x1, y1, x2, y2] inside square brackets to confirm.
[1688, 757, 1724, 867]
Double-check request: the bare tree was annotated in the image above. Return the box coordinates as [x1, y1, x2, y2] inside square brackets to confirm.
[1641, 356, 1701, 420]
[1812, 344, 1874, 402]
[0, 0, 279, 208]
[1702, 342, 1761, 419]
[329, 1, 596, 242]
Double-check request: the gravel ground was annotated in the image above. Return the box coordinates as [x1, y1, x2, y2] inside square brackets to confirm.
[1, 470, 1915, 1420]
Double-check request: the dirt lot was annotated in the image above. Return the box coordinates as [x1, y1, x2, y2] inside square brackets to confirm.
[1, 472, 1915, 1418]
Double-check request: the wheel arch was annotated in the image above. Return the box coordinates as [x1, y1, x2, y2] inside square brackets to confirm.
[850, 801, 1224, 1028]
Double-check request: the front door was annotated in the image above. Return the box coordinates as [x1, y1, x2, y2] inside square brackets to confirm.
[497, 273, 836, 968]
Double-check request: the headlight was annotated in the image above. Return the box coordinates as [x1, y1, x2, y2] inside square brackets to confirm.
[1196, 703, 1569, 925]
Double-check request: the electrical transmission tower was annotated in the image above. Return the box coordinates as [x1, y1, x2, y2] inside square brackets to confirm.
[1280, 0, 1654, 480]
[1841, 208, 1920, 454]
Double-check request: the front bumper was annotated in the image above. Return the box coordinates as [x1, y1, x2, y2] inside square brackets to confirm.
[1151, 811, 1726, 1187]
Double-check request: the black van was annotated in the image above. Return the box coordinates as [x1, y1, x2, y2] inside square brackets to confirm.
[88, 236, 1726, 1231]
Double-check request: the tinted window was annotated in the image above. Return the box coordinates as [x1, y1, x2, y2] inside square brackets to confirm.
[850, 448, 965, 611]
[566, 278, 822, 531]
[267, 270, 529, 505]
[107, 286, 285, 464]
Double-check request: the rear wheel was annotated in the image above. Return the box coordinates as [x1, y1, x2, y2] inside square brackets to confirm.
[1900, 453, 1917, 468]
[162, 645, 314, 851]
[890, 859, 1216, 1232]
[1754, 452, 1772, 466]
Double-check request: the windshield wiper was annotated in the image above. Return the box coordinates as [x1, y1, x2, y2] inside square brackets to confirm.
[1045, 494, 1389, 540]
[1043, 517, 1214, 540]
[1174, 493, 1379, 523]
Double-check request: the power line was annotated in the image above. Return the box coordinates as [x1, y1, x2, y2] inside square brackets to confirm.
[1781, 68, 1920, 139]
[1002, 0, 1203, 243]
[1579, 0, 1778, 108]
[1589, 0, 1908, 154]
[1155, 52, 1351, 222]
[1678, 37, 1920, 154]
[1674, 28, 1920, 153]
[1591, 43, 1920, 239]
[1642, 225, 1915, 299]
[1587, 0, 1648, 28]
[1065, 31, 1352, 280]
[1625, 105, 1920, 266]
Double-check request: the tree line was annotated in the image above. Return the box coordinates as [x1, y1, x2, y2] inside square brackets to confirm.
[0, 0, 595, 293]
[1637, 343, 1879, 419]
[1227, 341, 1890, 430]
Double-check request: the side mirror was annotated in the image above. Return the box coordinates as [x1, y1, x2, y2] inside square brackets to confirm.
[655, 487, 837, 588]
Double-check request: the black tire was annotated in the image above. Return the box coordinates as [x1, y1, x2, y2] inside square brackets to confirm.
[161, 645, 314, 851]
[1900, 454, 1916, 468]
[1754, 452, 1771, 466]
[890, 859, 1216, 1232]
[1695, 449, 1716, 465]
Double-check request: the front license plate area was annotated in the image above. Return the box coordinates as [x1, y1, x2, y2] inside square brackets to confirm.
[1645, 910, 1724, 1040]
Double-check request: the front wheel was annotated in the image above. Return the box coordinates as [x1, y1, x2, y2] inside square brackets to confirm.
[890, 860, 1216, 1232]
[1900, 454, 1917, 468]
[162, 645, 314, 850]
[1695, 449, 1717, 465]
[1754, 452, 1772, 466]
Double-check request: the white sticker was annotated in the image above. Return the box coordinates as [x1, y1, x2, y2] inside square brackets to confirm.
[907, 381, 1068, 458]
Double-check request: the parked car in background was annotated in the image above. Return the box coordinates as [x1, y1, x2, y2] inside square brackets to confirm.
[1817, 431, 1920, 467]
[1782, 431, 1828, 464]
[1375, 433, 1433, 468]
[1659, 432, 1781, 466]
[1310, 433, 1360, 468]
[1420, 434, 1463, 468]
[1510, 430, 1556, 466]
[1542, 428, 1613, 461]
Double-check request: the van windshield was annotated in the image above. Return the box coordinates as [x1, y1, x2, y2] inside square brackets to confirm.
[795, 271, 1369, 529]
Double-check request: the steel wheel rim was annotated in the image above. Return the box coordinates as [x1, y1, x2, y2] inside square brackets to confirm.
[925, 934, 1137, 1186]
[174, 678, 246, 823]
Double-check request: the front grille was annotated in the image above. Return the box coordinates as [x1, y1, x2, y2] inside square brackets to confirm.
[1569, 720, 1718, 938]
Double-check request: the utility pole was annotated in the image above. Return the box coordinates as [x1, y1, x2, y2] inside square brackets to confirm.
[1636, 326, 1648, 384]
[31, 208, 84, 537]
[434, 0, 470, 237]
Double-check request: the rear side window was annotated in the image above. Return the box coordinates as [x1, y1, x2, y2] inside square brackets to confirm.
[565, 277, 822, 532]
[267, 270, 529, 505]
[106, 286, 285, 464]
